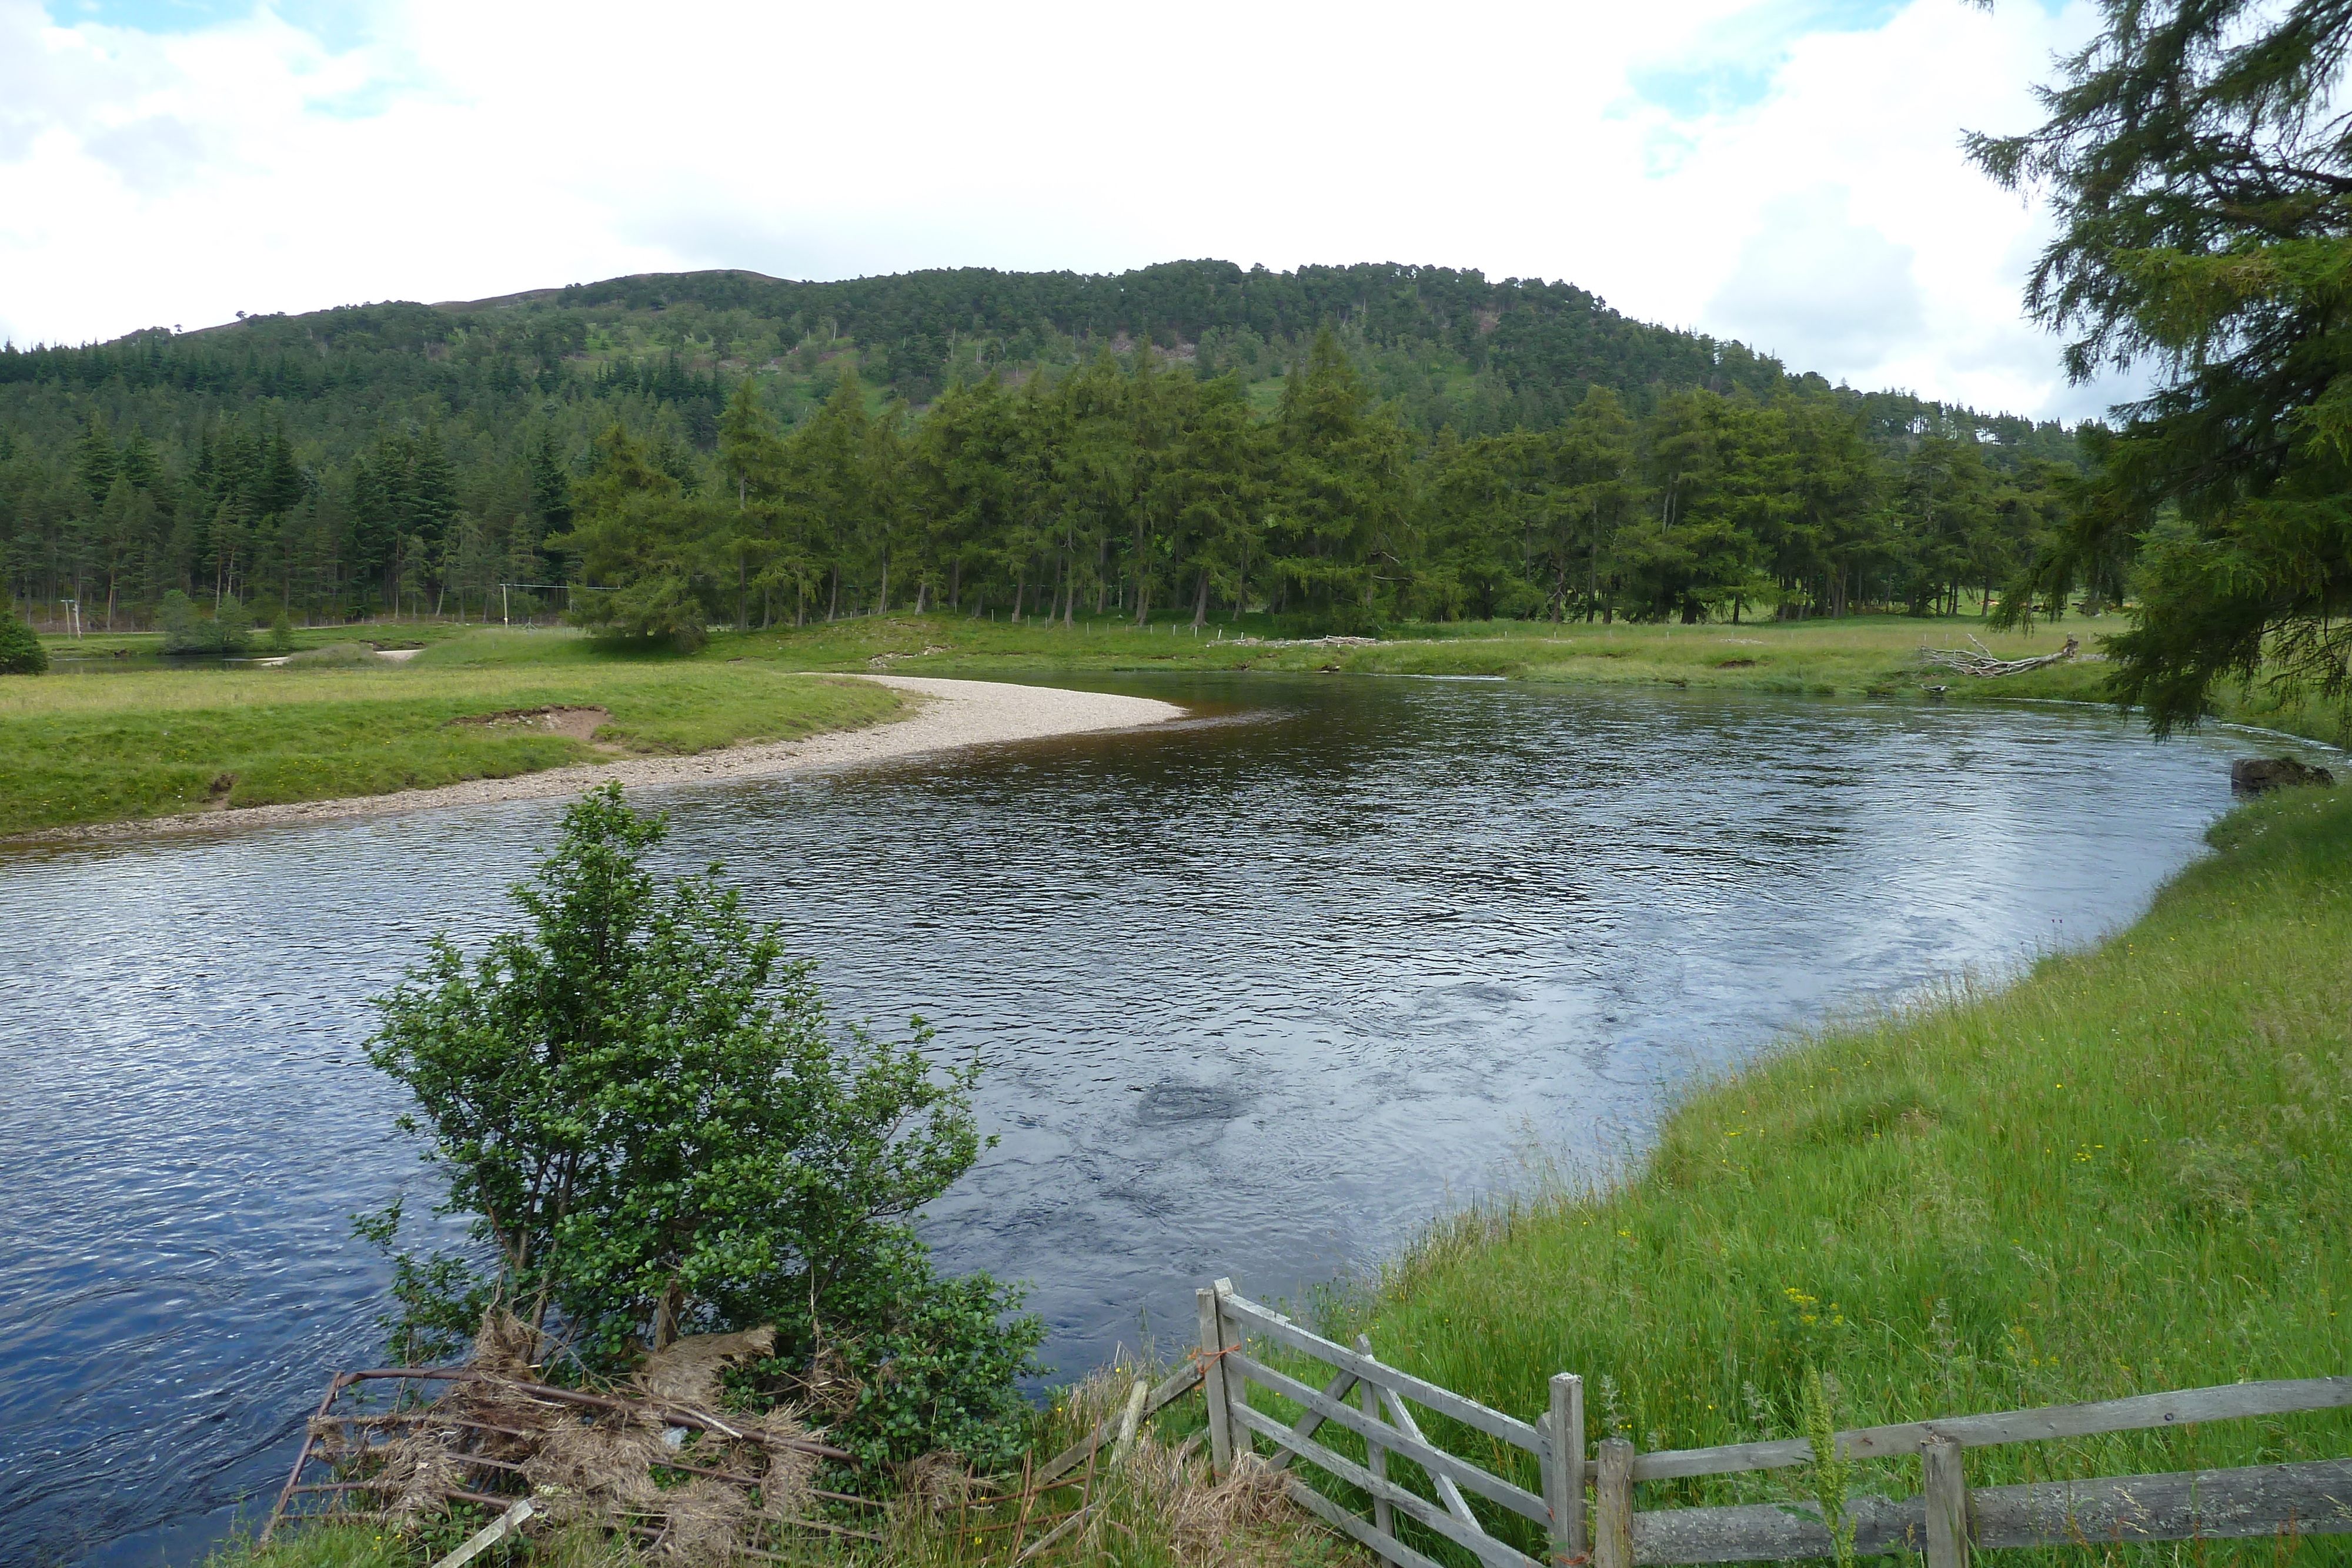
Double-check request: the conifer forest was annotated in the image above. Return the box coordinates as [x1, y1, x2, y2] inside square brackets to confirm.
[0, 260, 2093, 641]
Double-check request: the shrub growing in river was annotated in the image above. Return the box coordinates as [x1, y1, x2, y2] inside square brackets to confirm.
[362, 783, 1042, 1464]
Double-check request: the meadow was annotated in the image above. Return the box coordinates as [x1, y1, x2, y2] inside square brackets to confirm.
[0, 647, 901, 835]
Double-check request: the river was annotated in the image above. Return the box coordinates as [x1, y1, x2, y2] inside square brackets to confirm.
[0, 673, 2285, 1565]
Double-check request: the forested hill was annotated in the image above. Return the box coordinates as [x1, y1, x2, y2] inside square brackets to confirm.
[2, 259, 2073, 455]
[1, 258, 2093, 636]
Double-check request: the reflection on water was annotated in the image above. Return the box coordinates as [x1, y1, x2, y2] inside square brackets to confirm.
[0, 675, 2273, 1564]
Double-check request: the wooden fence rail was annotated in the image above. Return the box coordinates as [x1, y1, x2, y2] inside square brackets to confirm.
[1197, 1276, 2352, 1568]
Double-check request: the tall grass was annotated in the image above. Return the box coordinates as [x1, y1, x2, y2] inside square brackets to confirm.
[1273, 784, 2352, 1565]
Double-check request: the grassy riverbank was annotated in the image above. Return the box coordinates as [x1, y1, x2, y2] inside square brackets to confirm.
[1301, 780, 2352, 1563]
[0, 659, 901, 835]
[16, 607, 2343, 837]
[375, 609, 2344, 747]
[771, 607, 2352, 744]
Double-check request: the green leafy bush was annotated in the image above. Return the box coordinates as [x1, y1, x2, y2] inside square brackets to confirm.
[362, 783, 1041, 1466]
[0, 609, 45, 675]
[159, 590, 253, 654]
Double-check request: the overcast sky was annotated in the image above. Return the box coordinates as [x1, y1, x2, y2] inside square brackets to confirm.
[1, 0, 2129, 420]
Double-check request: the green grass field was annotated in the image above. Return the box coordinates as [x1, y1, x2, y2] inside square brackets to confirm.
[0, 652, 902, 835]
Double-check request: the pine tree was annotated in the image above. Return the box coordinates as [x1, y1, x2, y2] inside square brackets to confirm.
[1971, 0, 2352, 728]
[72, 417, 118, 507]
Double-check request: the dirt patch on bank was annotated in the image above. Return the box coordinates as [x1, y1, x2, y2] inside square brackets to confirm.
[447, 704, 613, 744]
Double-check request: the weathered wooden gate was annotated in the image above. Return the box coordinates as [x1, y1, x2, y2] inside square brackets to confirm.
[1197, 1276, 2352, 1567]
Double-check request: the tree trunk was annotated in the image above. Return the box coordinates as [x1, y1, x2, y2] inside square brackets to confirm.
[1192, 567, 1210, 628]
[874, 559, 889, 616]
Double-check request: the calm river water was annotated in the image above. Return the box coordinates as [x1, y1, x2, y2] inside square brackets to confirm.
[0, 673, 2290, 1565]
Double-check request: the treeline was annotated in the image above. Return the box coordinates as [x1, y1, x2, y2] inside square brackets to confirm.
[564, 330, 2078, 647]
[0, 259, 2086, 631]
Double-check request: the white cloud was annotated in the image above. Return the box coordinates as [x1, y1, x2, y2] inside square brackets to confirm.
[0, 0, 2129, 420]
[1708, 185, 1924, 373]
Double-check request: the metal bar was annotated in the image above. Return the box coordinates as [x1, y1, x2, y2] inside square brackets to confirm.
[262, 1372, 348, 1542]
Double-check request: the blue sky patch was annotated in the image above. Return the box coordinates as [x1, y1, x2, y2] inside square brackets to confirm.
[1628, 0, 1915, 116]
[51, 0, 375, 51]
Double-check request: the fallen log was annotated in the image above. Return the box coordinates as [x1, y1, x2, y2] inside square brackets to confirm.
[1919, 633, 2079, 677]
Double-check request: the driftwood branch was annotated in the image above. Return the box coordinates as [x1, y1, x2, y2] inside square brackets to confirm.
[334, 1366, 851, 1458]
[1919, 634, 2079, 678]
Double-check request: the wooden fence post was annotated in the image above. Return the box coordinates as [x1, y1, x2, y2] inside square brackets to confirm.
[1595, 1437, 1634, 1568]
[1362, 1348, 1395, 1558]
[1197, 1285, 1234, 1478]
[1546, 1373, 1587, 1563]
[1214, 1278, 1252, 1459]
[1923, 1435, 1968, 1568]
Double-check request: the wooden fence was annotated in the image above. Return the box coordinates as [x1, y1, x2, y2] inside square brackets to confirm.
[1197, 1278, 2352, 1567]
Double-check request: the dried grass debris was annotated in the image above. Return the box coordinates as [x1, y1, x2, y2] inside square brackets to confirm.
[295, 1313, 826, 1566]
